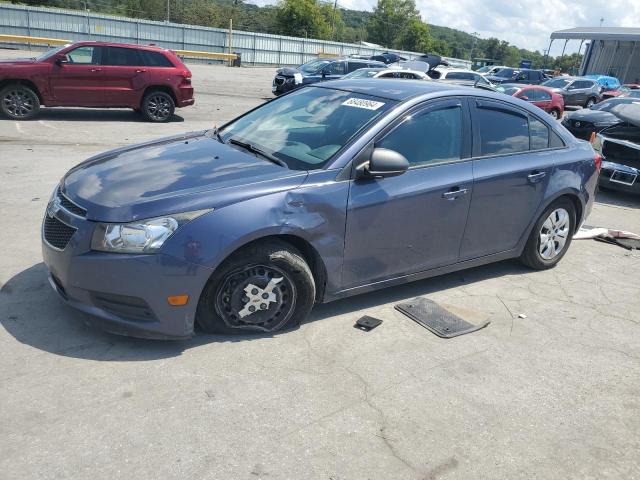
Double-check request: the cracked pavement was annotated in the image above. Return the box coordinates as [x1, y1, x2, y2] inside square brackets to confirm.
[1, 49, 639, 479]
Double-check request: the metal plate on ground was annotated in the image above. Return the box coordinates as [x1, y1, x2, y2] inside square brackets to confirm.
[395, 297, 490, 338]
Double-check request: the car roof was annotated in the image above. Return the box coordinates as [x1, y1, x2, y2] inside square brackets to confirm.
[67, 40, 169, 52]
[315, 78, 501, 101]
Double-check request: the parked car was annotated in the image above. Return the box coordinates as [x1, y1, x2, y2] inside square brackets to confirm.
[342, 67, 429, 80]
[592, 103, 640, 194]
[585, 74, 621, 92]
[42, 80, 598, 339]
[562, 97, 640, 139]
[541, 76, 601, 108]
[476, 65, 508, 76]
[430, 67, 493, 87]
[498, 84, 564, 119]
[487, 68, 546, 85]
[272, 57, 385, 95]
[370, 52, 407, 64]
[0, 41, 194, 122]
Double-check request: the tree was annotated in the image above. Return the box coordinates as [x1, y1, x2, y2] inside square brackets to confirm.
[366, 0, 431, 51]
[274, 0, 331, 39]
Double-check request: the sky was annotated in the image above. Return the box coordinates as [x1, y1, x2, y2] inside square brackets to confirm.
[247, 0, 640, 55]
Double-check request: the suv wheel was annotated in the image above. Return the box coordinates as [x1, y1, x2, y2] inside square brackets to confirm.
[549, 109, 560, 120]
[585, 97, 596, 108]
[141, 91, 175, 122]
[196, 240, 316, 334]
[0, 84, 40, 120]
[520, 198, 576, 270]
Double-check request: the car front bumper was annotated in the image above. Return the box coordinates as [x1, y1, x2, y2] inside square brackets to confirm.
[41, 206, 213, 339]
[272, 77, 298, 95]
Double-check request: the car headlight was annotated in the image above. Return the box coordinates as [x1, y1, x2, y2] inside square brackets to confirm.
[91, 209, 211, 253]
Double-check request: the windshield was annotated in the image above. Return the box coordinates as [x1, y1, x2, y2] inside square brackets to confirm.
[35, 44, 69, 61]
[477, 66, 491, 73]
[591, 98, 640, 111]
[219, 87, 395, 170]
[299, 59, 331, 74]
[494, 68, 515, 78]
[543, 78, 570, 89]
[343, 69, 383, 79]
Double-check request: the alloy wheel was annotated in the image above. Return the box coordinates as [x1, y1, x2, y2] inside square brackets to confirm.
[3, 89, 34, 118]
[215, 264, 296, 332]
[146, 94, 172, 121]
[539, 208, 570, 260]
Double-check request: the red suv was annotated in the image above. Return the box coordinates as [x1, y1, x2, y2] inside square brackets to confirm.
[0, 41, 194, 122]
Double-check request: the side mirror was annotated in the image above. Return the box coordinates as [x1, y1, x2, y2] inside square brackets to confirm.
[356, 148, 409, 179]
[55, 56, 69, 66]
[519, 95, 529, 101]
[321, 67, 328, 78]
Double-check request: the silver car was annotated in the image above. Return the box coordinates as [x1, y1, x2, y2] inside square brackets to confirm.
[542, 77, 601, 108]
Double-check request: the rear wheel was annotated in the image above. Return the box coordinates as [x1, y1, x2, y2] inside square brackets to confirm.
[196, 240, 316, 334]
[0, 84, 40, 120]
[520, 198, 576, 270]
[141, 91, 175, 122]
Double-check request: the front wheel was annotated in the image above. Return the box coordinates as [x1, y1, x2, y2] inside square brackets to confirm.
[520, 198, 576, 270]
[0, 84, 40, 120]
[196, 240, 316, 334]
[585, 97, 596, 108]
[549, 109, 560, 120]
[141, 91, 175, 122]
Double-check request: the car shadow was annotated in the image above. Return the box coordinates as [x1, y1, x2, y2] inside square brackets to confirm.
[596, 188, 640, 210]
[1, 260, 528, 362]
[22, 108, 185, 123]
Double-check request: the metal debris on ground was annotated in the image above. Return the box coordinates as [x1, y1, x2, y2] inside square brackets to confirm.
[574, 226, 640, 250]
[354, 315, 383, 332]
[395, 297, 490, 338]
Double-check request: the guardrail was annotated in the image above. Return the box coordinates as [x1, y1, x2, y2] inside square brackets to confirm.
[0, 34, 238, 61]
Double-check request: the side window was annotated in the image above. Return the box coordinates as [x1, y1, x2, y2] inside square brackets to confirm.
[517, 89, 534, 101]
[529, 116, 549, 150]
[377, 105, 463, 167]
[328, 62, 346, 75]
[476, 102, 529, 156]
[550, 130, 565, 148]
[537, 90, 551, 101]
[347, 62, 363, 73]
[104, 47, 142, 66]
[447, 72, 474, 81]
[140, 50, 174, 67]
[65, 46, 100, 65]
[379, 72, 396, 78]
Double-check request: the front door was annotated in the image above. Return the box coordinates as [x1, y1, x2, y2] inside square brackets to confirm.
[49, 45, 105, 106]
[342, 98, 473, 289]
[460, 99, 555, 260]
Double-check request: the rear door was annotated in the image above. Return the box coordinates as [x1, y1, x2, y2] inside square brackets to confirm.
[49, 45, 105, 106]
[460, 99, 556, 259]
[533, 89, 553, 112]
[324, 61, 347, 80]
[342, 98, 473, 287]
[100, 46, 149, 106]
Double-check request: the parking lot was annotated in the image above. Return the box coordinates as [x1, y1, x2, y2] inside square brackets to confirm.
[1, 48, 640, 480]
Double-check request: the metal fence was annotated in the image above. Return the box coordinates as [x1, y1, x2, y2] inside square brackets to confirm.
[0, 3, 471, 68]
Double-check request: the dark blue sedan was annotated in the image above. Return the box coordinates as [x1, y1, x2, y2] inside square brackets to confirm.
[42, 80, 599, 339]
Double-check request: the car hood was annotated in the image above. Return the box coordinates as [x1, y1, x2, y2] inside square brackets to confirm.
[62, 131, 308, 223]
[566, 109, 620, 124]
[611, 103, 640, 128]
[0, 58, 37, 66]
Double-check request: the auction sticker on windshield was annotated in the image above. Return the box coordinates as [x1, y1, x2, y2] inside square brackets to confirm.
[342, 98, 385, 110]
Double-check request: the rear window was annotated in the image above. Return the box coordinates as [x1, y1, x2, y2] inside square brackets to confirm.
[447, 72, 475, 81]
[140, 50, 174, 67]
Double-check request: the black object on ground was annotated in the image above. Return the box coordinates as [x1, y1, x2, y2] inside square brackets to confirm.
[594, 236, 640, 250]
[355, 315, 383, 332]
[395, 297, 490, 338]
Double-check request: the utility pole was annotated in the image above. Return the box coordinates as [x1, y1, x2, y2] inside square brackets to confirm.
[166, 0, 170, 23]
[331, 0, 338, 41]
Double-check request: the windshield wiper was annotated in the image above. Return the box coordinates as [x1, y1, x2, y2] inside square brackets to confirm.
[227, 138, 287, 168]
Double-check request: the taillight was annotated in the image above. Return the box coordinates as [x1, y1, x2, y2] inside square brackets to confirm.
[181, 69, 192, 79]
[594, 154, 602, 172]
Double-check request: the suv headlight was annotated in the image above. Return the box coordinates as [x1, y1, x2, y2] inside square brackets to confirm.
[91, 209, 211, 253]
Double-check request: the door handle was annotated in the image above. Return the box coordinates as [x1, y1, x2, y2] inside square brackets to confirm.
[442, 187, 468, 200]
[135, 69, 147, 73]
[90, 68, 102, 72]
[527, 171, 547, 183]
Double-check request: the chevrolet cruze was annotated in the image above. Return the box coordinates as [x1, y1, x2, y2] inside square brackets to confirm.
[42, 80, 599, 339]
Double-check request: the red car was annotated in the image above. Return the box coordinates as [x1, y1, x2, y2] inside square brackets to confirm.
[0, 41, 194, 122]
[601, 84, 640, 100]
[499, 83, 564, 119]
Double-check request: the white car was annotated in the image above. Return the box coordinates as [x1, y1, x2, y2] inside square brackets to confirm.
[341, 67, 430, 80]
[477, 65, 509, 76]
[432, 67, 494, 87]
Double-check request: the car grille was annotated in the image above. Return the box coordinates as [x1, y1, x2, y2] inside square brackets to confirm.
[274, 76, 285, 86]
[43, 215, 77, 250]
[57, 187, 87, 217]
